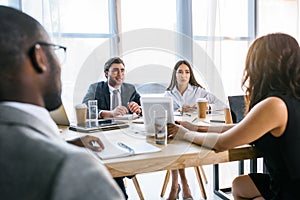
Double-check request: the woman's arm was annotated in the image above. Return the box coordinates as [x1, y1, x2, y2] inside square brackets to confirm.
[168, 97, 288, 152]
[178, 121, 235, 132]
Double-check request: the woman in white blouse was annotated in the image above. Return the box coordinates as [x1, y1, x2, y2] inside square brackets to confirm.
[164, 60, 226, 200]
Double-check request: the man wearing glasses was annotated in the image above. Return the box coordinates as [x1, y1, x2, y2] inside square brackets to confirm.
[83, 57, 141, 118]
[0, 6, 124, 200]
[82, 57, 141, 199]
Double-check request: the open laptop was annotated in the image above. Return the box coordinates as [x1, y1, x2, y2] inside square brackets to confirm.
[50, 104, 128, 132]
[141, 96, 174, 133]
[49, 104, 70, 126]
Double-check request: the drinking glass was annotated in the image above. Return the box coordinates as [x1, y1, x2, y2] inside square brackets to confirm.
[88, 100, 98, 121]
[154, 110, 168, 145]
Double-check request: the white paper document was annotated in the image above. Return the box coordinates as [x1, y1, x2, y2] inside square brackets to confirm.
[114, 114, 140, 120]
[96, 140, 161, 160]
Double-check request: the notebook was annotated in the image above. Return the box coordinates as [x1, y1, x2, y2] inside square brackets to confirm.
[49, 104, 70, 126]
[141, 96, 174, 133]
[96, 139, 161, 160]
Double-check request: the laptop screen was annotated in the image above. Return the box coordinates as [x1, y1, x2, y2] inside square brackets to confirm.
[141, 96, 174, 133]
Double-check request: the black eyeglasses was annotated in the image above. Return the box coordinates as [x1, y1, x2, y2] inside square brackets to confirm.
[35, 41, 67, 65]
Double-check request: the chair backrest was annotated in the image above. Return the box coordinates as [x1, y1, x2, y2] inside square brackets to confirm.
[228, 95, 246, 123]
[136, 82, 167, 95]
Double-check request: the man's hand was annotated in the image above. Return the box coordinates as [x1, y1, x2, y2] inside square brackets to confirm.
[111, 105, 128, 117]
[67, 135, 104, 152]
[128, 101, 141, 114]
[81, 135, 105, 152]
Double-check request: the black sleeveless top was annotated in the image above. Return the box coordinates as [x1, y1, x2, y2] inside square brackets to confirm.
[252, 94, 300, 199]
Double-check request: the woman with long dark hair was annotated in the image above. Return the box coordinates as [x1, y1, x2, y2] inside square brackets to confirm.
[165, 60, 225, 113]
[165, 60, 226, 200]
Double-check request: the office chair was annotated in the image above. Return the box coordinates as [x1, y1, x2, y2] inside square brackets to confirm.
[136, 82, 166, 95]
[213, 95, 247, 199]
[228, 95, 247, 174]
[228, 95, 266, 172]
[228, 95, 246, 124]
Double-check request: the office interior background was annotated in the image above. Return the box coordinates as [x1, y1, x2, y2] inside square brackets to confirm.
[0, 0, 298, 120]
[1, 1, 299, 199]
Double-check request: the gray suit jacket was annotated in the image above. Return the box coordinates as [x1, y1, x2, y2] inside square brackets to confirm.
[82, 81, 141, 113]
[0, 105, 124, 200]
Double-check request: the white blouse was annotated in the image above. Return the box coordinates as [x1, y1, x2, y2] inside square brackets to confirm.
[164, 84, 227, 111]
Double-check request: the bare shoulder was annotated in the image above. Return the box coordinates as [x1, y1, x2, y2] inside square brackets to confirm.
[256, 96, 287, 136]
[258, 96, 287, 111]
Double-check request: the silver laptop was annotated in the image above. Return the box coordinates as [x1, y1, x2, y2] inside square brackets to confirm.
[50, 104, 129, 132]
[141, 96, 174, 133]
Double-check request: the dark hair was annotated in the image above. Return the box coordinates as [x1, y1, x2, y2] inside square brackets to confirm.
[242, 33, 300, 112]
[166, 60, 204, 90]
[104, 57, 125, 72]
[0, 6, 45, 73]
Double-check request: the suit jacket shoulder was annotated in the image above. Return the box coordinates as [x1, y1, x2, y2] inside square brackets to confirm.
[83, 81, 141, 112]
[0, 105, 124, 200]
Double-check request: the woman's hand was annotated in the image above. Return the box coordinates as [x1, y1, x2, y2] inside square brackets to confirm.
[176, 121, 198, 131]
[167, 123, 189, 140]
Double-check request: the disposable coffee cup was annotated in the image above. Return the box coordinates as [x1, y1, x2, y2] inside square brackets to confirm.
[75, 104, 87, 125]
[196, 98, 208, 119]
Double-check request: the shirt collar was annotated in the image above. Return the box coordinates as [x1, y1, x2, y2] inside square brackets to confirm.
[186, 84, 193, 91]
[172, 83, 193, 94]
[0, 101, 60, 136]
[108, 84, 121, 94]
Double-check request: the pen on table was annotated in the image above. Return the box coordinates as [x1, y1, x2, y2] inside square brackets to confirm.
[192, 117, 197, 123]
[117, 142, 135, 154]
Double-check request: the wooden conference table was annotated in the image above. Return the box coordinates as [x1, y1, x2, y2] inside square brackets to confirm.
[60, 113, 260, 199]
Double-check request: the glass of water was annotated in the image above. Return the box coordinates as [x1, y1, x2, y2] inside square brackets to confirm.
[88, 100, 98, 121]
[154, 110, 168, 145]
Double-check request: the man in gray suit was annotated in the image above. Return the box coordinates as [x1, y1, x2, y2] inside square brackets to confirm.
[83, 57, 141, 118]
[82, 57, 141, 199]
[0, 6, 124, 200]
